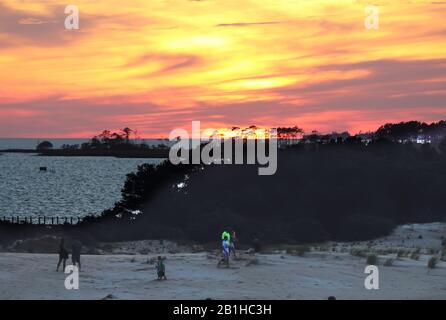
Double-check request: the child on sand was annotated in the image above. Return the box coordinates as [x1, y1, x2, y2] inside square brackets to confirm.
[156, 256, 167, 280]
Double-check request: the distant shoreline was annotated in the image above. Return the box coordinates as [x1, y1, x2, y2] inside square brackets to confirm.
[0, 149, 38, 153]
[0, 149, 170, 158]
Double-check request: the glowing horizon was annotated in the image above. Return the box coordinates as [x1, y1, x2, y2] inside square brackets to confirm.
[0, 0, 445, 138]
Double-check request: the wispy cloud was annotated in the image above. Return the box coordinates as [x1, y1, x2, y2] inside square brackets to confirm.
[0, 0, 445, 137]
[216, 21, 281, 27]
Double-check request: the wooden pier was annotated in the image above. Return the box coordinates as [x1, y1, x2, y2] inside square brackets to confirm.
[1, 216, 83, 225]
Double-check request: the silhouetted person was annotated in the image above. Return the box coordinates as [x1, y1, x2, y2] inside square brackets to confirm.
[218, 236, 230, 268]
[230, 230, 238, 258]
[71, 239, 82, 271]
[56, 238, 69, 272]
[156, 256, 167, 280]
[253, 238, 261, 253]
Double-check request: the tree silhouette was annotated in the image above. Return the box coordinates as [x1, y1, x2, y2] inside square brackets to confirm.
[36, 141, 53, 151]
[122, 127, 133, 143]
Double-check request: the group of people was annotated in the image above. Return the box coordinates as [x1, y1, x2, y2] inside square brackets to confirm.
[218, 229, 237, 268]
[155, 229, 239, 280]
[56, 238, 82, 272]
[156, 229, 238, 279]
[56, 229, 238, 278]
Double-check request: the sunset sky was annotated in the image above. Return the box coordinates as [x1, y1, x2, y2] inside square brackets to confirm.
[0, 0, 445, 138]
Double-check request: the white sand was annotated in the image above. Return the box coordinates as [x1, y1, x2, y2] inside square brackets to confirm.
[0, 223, 445, 300]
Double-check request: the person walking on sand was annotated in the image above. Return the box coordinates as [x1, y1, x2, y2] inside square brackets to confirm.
[230, 230, 238, 258]
[56, 238, 69, 272]
[156, 256, 167, 280]
[71, 239, 82, 271]
[222, 229, 231, 255]
[218, 235, 230, 268]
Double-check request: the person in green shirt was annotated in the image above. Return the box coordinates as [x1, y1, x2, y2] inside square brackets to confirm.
[221, 230, 234, 257]
[218, 235, 230, 268]
[222, 230, 231, 243]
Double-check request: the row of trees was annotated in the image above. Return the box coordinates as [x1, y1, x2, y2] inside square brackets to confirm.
[46, 120, 446, 152]
[376, 120, 446, 141]
[36, 128, 141, 151]
[81, 127, 136, 150]
[213, 120, 445, 145]
[278, 120, 446, 145]
[59, 128, 169, 151]
[201, 125, 304, 139]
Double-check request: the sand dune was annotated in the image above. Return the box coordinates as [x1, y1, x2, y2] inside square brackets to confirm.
[0, 223, 445, 300]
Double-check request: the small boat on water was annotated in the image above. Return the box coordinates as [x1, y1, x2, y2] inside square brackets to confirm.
[39, 166, 56, 173]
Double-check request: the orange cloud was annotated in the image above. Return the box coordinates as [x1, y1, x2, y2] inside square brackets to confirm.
[0, 0, 445, 137]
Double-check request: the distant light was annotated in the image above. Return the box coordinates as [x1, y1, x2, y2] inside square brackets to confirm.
[177, 182, 186, 189]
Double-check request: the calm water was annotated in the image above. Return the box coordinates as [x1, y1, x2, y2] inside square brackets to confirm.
[0, 138, 171, 149]
[0, 153, 164, 218]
